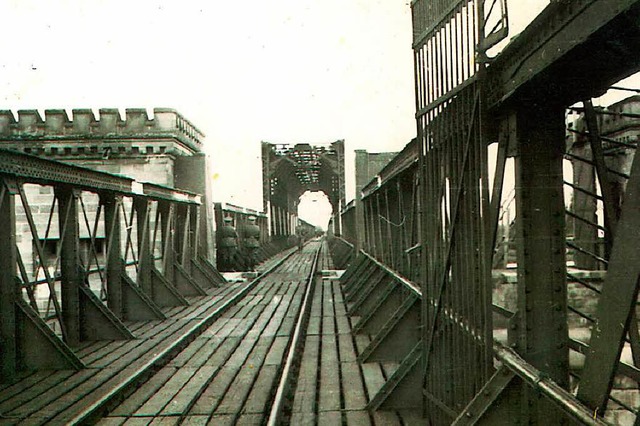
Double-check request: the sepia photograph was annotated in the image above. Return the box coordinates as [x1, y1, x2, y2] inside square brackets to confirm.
[0, 0, 639, 424]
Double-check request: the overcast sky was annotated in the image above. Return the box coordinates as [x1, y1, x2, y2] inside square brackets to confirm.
[1, 0, 635, 227]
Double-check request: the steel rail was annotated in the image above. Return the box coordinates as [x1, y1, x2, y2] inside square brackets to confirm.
[68, 246, 299, 425]
[266, 241, 322, 426]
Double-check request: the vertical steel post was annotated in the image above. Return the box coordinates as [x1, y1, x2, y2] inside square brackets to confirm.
[159, 201, 175, 283]
[0, 178, 17, 381]
[56, 186, 82, 346]
[103, 193, 123, 318]
[135, 197, 153, 296]
[514, 104, 569, 387]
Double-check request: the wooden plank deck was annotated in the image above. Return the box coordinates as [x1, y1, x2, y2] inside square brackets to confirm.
[0, 249, 296, 425]
[290, 242, 422, 425]
[0, 240, 424, 425]
[97, 243, 320, 425]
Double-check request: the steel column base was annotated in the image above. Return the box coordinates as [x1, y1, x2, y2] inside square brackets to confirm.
[151, 268, 189, 307]
[79, 286, 134, 341]
[174, 263, 207, 297]
[121, 274, 166, 321]
[358, 295, 420, 363]
[367, 342, 422, 411]
[16, 300, 84, 371]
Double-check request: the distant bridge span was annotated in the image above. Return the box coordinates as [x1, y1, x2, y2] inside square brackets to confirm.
[2, 1, 640, 424]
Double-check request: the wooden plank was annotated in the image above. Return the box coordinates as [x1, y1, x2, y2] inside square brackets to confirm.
[122, 417, 153, 426]
[338, 334, 358, 363]
[215, 337, 272, 415]
[322, 313, 336, 335]
[319, 334, 340, 412]
[355, 334, 372, 354]
[110, 367, 177, 416]
[242, 364, 278, 414]
[77, 340, 113, 358]
[290, 410, 316, 425]
[346, 411, 372, 426]
[361, 363, 387, 402]
[183, 337, 223, 368]
[204, 414, 235, 425]
[332, 279, 347, 317]
[291, 335, 320, 415]
[205, 337, 242, 368]
[172, 416, 205, 426]
[133, 367, 198, 416]
[322, 280, 335, 317]
[189, 366, 239, 415]
[148, 416, 180, 425]
[372, 410, 403, 426]
[167, 338, 208, 367]
[263, 336, 289, 365]
[90, 320, 197, 369]
[160, 366, 218, 415]
[335, 315, 351, 335]
[5, 369, 98, 417]
[215, 319, 242, 339]
[199, 316, 231, 337]
[81, 340, 131, 365]
[235, 413, 263, 425]
[46, 318, 211, 423]
[224, 338, 259, 368]
[0, 371, 71, 407]
[214, 366, 258, 415]
[341, 362, 367, 410]
[96, 417, 127, 426]
[318, 410, 342, 424]
[310, 282, 323, 317]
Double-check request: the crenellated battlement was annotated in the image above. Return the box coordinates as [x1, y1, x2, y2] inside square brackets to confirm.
[0, 108, 204, 152]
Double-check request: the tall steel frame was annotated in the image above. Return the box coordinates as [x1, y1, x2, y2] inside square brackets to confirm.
[261, 140, 346, 237]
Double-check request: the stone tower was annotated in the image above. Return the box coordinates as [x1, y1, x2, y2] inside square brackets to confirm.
[0, 108, 215, 259]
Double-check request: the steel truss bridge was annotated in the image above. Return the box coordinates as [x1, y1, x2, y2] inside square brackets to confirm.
[2, 1, 640, 424]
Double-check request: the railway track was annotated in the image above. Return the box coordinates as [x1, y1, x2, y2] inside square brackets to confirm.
[0, 239, 423, 425]
[92, 240, 322, 425]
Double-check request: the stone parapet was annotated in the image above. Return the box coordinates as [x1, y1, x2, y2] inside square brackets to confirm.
[0, 108, 203, 153]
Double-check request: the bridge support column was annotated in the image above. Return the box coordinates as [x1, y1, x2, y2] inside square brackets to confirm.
[105, 194, 165, 321]
[514, 104, 569, 386]
[513, 105, 569, 422]
[135, 197, 153, 296]
[56, 186, 83, 346]
[57, 187, 133, 343]
[0, 178, 18, 380]
[103, 193, 124, 318]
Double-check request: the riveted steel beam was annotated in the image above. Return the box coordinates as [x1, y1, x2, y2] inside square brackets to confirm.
[486, 0, 640, 111]
[0, 177, 18, 380]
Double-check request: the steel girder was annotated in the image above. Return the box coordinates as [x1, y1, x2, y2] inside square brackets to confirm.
[0, 151, 222, 382]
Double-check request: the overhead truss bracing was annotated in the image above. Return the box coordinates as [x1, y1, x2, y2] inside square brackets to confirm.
[262, 140, 345, 236]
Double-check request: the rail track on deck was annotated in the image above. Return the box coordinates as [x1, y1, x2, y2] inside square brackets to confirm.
[0, 241, 320, 425]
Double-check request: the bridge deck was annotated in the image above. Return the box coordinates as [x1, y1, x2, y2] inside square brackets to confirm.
[0, 253, 289, 425]
[0, 241, 421, 425]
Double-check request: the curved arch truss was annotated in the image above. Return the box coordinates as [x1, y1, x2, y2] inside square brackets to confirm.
[262, 140, 346, 236]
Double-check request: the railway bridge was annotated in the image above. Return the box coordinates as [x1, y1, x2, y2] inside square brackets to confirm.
[3, 1, 640, 424]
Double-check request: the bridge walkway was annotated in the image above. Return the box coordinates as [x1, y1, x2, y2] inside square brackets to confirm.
[0, 250, 291, 425]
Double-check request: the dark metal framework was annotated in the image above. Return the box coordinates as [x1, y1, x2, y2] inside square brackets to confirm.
[336, 0, 640, 423]
[262, 140, 345, 237]
[0, 149, 224, 382]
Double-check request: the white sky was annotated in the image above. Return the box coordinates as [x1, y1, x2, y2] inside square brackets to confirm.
[1, 0, 636, 228]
